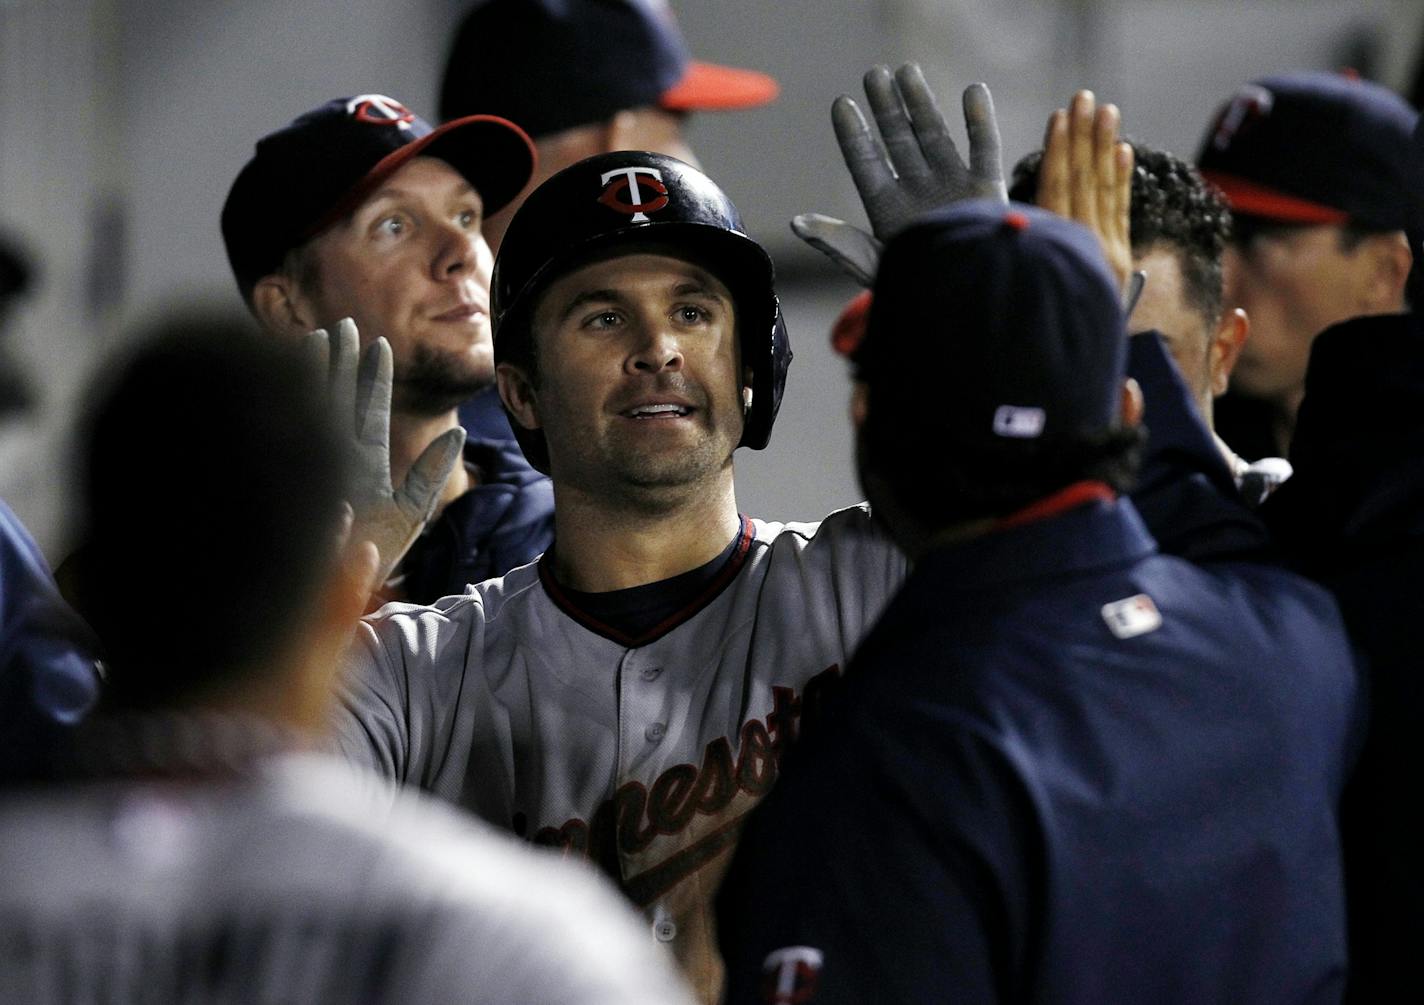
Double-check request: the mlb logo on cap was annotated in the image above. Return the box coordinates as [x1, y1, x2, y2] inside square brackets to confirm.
[993, 405, 1047, 439]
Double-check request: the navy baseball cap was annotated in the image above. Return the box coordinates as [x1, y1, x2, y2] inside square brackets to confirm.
[221, 95, 535, 301]
[1196, 70, 1417, 230]
[858, 201, 1126, 452]
[438, 0, 779, 136]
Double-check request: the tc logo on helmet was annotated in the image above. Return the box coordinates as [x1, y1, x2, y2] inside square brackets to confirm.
[347, 94, 416, 128]
[599, 167, 670, 223]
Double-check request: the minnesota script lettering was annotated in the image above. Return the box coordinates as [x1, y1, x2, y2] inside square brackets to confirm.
[530, 664, 842, 904]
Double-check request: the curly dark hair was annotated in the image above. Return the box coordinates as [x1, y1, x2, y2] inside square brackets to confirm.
[1010, 141, 1232, 324]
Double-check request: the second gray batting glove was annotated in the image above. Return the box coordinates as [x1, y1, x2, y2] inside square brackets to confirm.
[307, 318, 465, 586]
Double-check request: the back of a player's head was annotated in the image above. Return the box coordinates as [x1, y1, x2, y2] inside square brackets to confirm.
[1010, 142, 1231, 327]
[855, 201, 1140, 535]
[78, 314, 349, 710]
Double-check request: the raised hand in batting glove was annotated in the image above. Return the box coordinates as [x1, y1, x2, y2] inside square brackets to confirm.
[794, 64, 1007, 286]
[307, 318, 465, 587]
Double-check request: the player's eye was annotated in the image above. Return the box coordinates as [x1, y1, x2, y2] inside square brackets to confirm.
[583, 310, 622, 330]
[457, 208, 480, 228]
[373, 214, 409, 240]
[674, 304, 711, 325]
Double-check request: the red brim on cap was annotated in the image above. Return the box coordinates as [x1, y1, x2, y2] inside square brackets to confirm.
[660, 60, 779, 111]
[831, 289, 873, 358]
[1200, 169, 1349, 225]
[309, 115, 536, 240]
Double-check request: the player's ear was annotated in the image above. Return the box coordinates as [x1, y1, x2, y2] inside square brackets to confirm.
[1210, 307, 1249, 397]
[1358, 231, 1412, 312]
[1119, 377, 1144, 428]
[497, 362, 543, 432]
[252, 273, 316, 338]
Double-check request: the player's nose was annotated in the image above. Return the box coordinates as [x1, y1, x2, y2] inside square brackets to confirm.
[432, 223, 491, 284]
[627, 321, 684, 374]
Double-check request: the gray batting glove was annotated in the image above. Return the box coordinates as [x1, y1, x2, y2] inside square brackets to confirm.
[795, 65, 1007, 286]
[307, 318, 465, 585]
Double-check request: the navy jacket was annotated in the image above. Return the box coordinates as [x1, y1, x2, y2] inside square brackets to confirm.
[1262, 312, 1424, 1000]
[717, 498, 1359, 1004]
[382, 437, 554, 606]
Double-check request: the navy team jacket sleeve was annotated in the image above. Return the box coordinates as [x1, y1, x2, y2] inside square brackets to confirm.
[716, 698, 1038, 1005]
[1125, 331, 1272, 563]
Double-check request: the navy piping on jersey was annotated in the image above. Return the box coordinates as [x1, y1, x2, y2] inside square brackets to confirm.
[537, 515, 756, 648]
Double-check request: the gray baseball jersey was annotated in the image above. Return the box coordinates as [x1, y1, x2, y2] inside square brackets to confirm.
[0, 750, 694, 1004]
[333, 504, 908, 1002]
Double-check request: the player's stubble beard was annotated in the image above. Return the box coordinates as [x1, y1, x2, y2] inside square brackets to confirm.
[391, 341, 493, 416]
[550, 375, 742, 515]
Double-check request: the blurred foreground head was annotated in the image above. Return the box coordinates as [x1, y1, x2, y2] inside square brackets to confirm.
[853, 201, 1141, 554]
[77, 314, 352, 720]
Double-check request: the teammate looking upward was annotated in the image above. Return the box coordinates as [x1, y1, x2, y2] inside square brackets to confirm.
[220, 96, 555, 605]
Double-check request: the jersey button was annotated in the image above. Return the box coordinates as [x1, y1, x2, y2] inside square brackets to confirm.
[640, 666, 662, 681]
[645, 722, 667, 743]
[654, 920, 677, 942]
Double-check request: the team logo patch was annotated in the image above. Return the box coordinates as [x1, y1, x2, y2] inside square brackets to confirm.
[1101, 593, 1162, 640]
[760, 946, 823, 1004]
[1210, 83, 1274, 151]
[992, 404, 1046, 439]
[346, 94, 416, 128]
[599, 166, 670, 223]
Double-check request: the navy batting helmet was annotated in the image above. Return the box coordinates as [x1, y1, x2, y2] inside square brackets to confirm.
[492, 151, 791, 473]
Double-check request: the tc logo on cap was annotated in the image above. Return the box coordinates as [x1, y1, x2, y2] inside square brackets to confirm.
[346, 94, 416, 128]
[1211, 83, 1273, 151]
[599, 166, 670, 223]
[760, 946, 823, 1004]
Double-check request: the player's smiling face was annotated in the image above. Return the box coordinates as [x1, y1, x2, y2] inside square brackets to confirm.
[295, 156, 496, 414]
[510, 251, 746, 495]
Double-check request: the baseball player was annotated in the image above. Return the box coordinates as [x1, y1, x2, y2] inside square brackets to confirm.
[1258, 112, 1424, 999]
[219, 94, 554, 605]
[1196, 71, 1416, 461]
[716, 199, 1360, 1004]
[1010, 124, 1296, 507]
[0, 318, 694, 1004]
[332, 148, 910, 1002]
